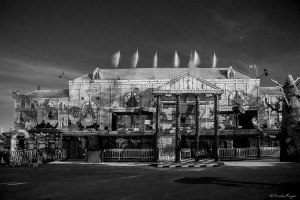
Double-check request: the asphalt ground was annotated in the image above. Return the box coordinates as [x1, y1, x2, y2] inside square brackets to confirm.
[0, 161, 300, 200]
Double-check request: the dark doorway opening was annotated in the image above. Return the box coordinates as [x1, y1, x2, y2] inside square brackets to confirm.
[238, 110, 257, 129]
[112, 114, 117, 131]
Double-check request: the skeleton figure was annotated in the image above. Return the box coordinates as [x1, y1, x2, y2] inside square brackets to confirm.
[271, 75, 300, 161]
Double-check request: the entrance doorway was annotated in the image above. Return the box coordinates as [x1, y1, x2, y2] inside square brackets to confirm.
[68, 136, 87, 159]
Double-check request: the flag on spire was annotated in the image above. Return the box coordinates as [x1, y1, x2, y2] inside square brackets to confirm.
[111, 50, 121, 68]
[174, 51, 180, 68]
[212, 52, 217, 68]
[131, 49, 139, 68]
[153, 51, 158, 68]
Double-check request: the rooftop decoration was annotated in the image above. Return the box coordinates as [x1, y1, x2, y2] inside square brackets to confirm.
[92, 67, 103, 79]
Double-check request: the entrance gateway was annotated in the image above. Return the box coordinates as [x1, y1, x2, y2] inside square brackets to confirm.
[152, 71, 224, 162]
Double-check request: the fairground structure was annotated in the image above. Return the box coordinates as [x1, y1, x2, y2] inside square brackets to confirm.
[7, 65, 283, 165]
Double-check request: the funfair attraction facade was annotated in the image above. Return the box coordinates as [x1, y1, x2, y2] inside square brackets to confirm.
[10, 57, 285, 163]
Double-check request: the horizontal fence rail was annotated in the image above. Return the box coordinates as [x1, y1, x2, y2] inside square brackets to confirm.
[218, 147, 280, 158]
[103, 149, 154, 160]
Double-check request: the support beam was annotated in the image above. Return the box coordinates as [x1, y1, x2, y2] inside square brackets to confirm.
[45, 133, 49, 153]
[98, 135, 104, 163]
[257, 135, 261, 158]
[175, 94, 181, 163]
[34, 133, 37, 150]
[154, 95, 161, 162]
[214, 94, 220, 162]
[55, 133, 59, 151]
[195, 94, 200, 162]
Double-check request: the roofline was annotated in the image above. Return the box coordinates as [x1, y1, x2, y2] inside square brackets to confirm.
[232, 67, 257, 79]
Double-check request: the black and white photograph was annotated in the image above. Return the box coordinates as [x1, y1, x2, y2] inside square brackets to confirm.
[0, 0, 300, 199]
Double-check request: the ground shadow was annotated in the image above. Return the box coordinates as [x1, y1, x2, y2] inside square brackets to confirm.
[173, 177, 297, 188]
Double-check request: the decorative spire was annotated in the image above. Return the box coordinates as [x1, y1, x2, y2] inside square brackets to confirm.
[153, 51, 158, 68]
[173, 50, 180, 68]
[111, 50, 121, 68]
[131, 49, 139, 68]
[188, 50, 200, 68]
[212, 52, 217, 68]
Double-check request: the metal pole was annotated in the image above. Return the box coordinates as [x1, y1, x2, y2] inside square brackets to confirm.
[195, 94, 200, 162]
[131, 91, 134, 128]
[155, 95, 161, 162]
[175, 94, 181, 163]
[214, 94, 220, 162]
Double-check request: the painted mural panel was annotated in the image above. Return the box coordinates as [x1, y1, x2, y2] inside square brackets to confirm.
[158, 135, 175, 161]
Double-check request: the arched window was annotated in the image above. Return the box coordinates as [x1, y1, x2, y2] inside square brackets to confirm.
[227, 66, 236, 78]
[124, 92, 139, 107]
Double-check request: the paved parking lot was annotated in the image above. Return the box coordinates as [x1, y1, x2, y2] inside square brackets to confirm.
[1, 161, 300, 200]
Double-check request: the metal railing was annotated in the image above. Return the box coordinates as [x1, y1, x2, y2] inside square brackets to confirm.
[181, 148, 191, 158]
[103, 149, 154, 160]
[260, 147, 280, 157]
[218, 147, 280, 158]
[9, 149, 63, 166]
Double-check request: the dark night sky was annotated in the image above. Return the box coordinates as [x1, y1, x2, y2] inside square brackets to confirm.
[1, 0, 300, 131]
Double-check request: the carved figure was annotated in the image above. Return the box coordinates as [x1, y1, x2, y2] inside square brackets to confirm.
[269, 75, 300, 161]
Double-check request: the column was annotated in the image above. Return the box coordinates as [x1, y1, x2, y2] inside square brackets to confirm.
[55, 133, 59, 151]
[98, 135, 104, 163]
[195, 94, 200, 162]
[34, 133, 38, 151]
[45, 133, 49, 153]
[175, 94, 181, 163]
[154, 95, 161, 162]
[214, 94, 220, 162]
[131, 92, 134, 128]
[257, 135, 261, 158]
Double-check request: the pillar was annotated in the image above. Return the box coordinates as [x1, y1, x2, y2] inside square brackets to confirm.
[214, 94, 220, 162]
[55, 133, 59, 151]
[154, 95, 161, 162]
[45, 133, 49, 153]
[175, 94, 181, 163]
[195, 94, 200, 162]
[34, 133, 38, 151]
[98, 135, 104, 163]
[131, 92, 134, 128]
[257, 135, 261, 158]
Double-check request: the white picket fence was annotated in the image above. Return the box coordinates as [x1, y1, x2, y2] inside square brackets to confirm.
[103, 149, 154, 160]
[218, 147, 280, 158]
